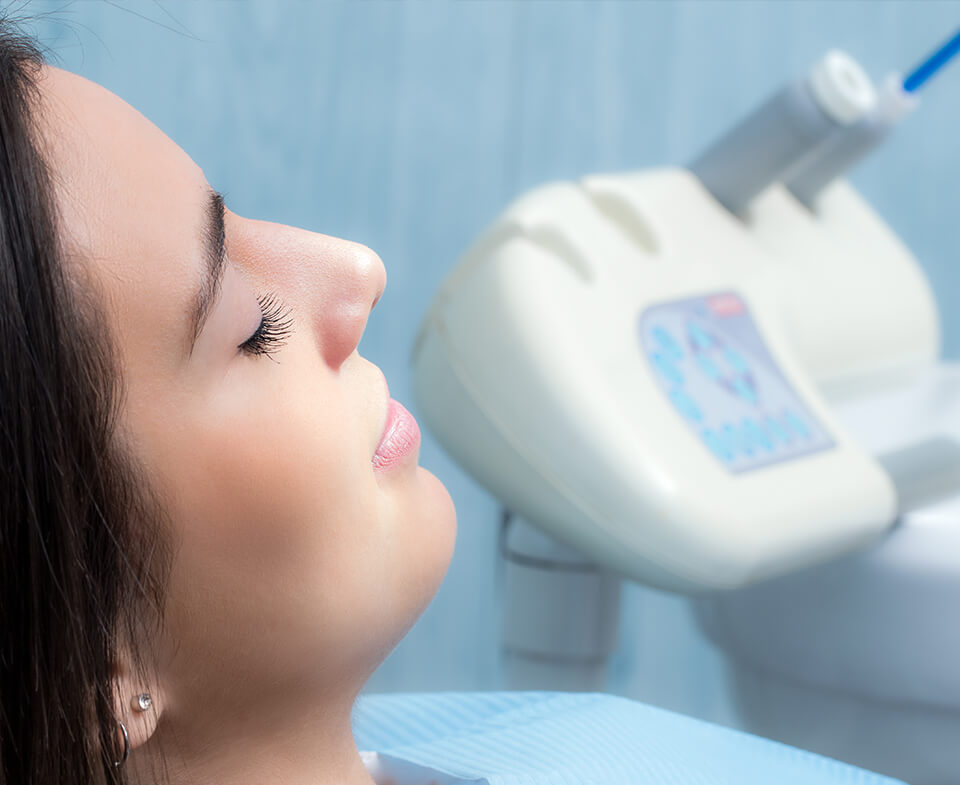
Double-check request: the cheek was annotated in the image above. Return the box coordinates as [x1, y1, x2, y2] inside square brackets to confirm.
[147, 373, 364, 633]
[171, 376, 380, 583]
[134, 356, 456, 689]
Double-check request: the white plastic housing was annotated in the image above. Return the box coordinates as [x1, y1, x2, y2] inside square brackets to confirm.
[692, 363, 960, 783]
[411, 167, 939, 592]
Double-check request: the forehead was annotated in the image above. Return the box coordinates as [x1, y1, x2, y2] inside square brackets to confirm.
[35, 65, 208, 370]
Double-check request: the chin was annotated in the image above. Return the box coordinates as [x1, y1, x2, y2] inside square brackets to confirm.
[414, 465, 458, 597]
[419, 464, 457, 537]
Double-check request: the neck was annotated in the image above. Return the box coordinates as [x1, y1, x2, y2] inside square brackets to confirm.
[131, 692, 377, 785]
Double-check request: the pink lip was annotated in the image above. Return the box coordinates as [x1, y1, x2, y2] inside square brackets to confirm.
[373, 399, 421, 471]
[372, 375, 421, 472]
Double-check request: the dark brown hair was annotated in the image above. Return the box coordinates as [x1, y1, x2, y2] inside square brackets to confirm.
[0, 13, 171, 785]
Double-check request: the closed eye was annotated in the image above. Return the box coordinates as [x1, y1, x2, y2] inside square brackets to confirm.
[238, 292, 293, 359]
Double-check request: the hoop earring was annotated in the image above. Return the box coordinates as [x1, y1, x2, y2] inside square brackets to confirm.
[114, 720, 130, 768]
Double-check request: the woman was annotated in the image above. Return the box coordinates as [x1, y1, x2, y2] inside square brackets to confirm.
[0, 16, 455, 785]
[0, 14, 914, 785]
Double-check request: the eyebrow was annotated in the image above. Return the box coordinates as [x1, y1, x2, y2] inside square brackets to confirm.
[189, 188, 226, 356]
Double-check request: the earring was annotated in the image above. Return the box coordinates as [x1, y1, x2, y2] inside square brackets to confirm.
[133, 692, 152, 712]
[114, 720, 130, 767]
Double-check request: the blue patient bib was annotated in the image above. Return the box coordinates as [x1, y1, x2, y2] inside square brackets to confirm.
[352, 692, 905, 785]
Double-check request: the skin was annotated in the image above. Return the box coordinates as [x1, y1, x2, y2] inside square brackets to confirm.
[35, 65, 457, 785]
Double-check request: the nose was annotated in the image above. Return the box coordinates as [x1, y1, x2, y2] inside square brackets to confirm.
[230, 215, 386, 371]
[314, 239, 386, 371]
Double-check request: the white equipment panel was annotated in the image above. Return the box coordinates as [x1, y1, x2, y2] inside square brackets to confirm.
[640, 292, 834, 473]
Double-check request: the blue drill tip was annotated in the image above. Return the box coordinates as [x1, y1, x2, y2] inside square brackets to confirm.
[903, 28, 960, 93]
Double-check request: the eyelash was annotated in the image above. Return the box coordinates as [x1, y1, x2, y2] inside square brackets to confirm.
[238, 292, 294, 359]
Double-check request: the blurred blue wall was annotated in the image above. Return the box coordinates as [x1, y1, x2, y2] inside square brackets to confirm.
[30, 0, 960, 727]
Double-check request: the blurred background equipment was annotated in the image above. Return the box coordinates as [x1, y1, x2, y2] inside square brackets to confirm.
[412, 29, 960, 785]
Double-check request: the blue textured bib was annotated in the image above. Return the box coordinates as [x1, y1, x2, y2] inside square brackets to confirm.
[352, 692, 904, 785]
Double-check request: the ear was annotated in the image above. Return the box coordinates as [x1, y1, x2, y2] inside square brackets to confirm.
[111, 659, 166, 752]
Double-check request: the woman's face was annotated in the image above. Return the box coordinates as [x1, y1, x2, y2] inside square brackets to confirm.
[37, 66, 456, 736]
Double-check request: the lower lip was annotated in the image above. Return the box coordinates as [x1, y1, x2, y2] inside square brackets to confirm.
[372, 398, 421, 472]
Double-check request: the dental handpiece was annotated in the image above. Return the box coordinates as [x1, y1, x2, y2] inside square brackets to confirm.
[689, 50, 877, 216]
[784, 28, 960, 208]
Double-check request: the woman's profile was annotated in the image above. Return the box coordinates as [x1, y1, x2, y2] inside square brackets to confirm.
[0, 13, 456, 785]
[0, 11, 922, 785]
